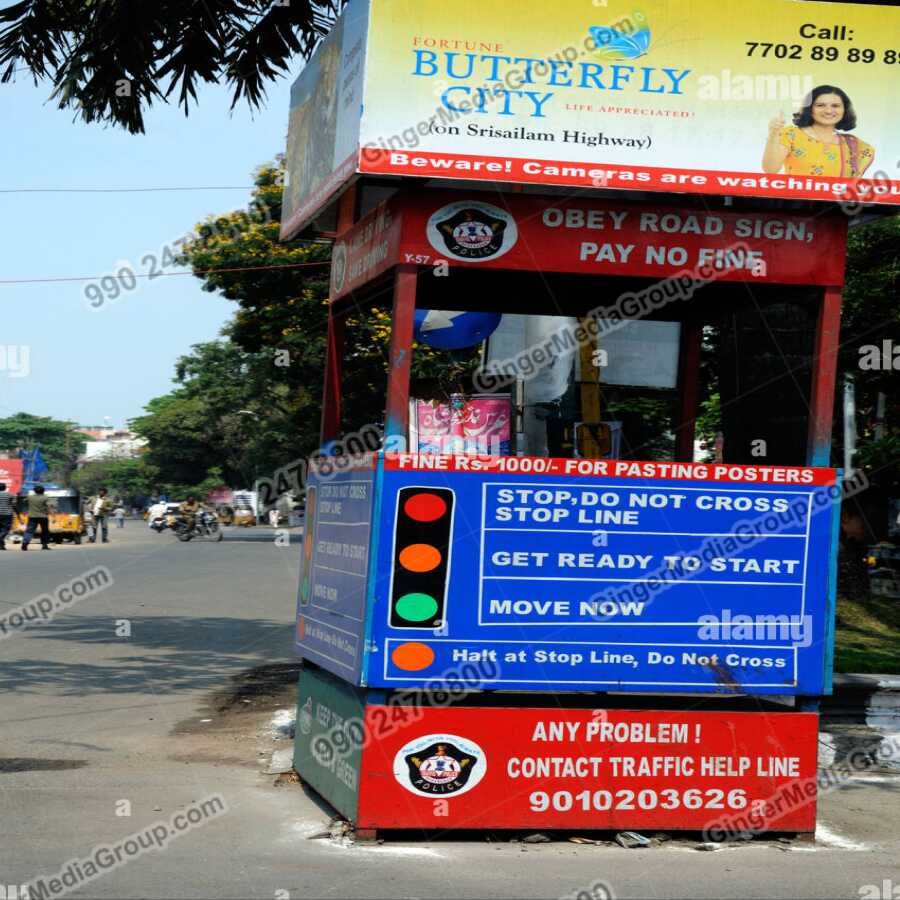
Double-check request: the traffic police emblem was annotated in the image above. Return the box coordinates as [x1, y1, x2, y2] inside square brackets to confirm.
[427, 201, 518, 262]
[393, 733, 487, 797]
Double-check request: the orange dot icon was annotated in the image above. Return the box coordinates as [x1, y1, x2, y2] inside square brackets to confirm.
[398, 543, 441, 572]
[391, 642, 436, 672]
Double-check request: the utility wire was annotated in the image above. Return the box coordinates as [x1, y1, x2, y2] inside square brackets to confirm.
[0, 186, 255, 194]
[0, 261, 330, 286]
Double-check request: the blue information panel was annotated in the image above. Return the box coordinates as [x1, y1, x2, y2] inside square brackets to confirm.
[295, 457, 375, 683]
[296, 453, 840, 696]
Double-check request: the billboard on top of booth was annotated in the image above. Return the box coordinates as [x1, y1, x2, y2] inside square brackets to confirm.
[282, 0, 900, 238]
[281, 0, 369, 237]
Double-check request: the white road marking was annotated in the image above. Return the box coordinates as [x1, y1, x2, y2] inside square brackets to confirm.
[330, 843, 444, 858]
[285, 819, 332, 839]
[815, 823, 869, 851]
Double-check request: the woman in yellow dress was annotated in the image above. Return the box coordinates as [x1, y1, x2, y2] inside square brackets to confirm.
[762, 85, 874, 178]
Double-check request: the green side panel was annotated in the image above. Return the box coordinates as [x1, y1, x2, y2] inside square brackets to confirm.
[293, 665, 366, 821]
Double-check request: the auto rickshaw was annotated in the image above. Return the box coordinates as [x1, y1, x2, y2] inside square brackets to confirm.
[233, 505, 256, 527]
[866, 542, 900, 599]
[14, 487, 86, 544]
[216, 504, 235, 525]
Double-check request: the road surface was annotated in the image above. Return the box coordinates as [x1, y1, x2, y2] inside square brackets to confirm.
[2, 523, 898, 899]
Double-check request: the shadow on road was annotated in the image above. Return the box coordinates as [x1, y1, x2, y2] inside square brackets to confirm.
[0, 614, 294, 696]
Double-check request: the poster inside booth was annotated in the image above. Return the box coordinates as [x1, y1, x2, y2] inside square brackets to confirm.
[283, 0, 900, 237]
[296, 454, 841, 696]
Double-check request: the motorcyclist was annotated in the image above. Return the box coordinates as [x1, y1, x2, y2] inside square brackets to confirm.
[147, 499, 168, 530]
[179, 496, 204, 533]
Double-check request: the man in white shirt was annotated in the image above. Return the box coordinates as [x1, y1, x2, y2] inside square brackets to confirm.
[87, 487, 113, 543]
[147, 500, 167, 528]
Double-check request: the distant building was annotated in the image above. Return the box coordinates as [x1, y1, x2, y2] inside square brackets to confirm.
[78, 425, 118, 441]
[77, 428, 146, 465]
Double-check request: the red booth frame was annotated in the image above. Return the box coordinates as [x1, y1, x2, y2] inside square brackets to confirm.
[319, 185, 845, 470]
[296, 181, 848, 835]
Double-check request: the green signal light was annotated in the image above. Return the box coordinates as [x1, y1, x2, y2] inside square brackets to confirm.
[395, 592, 439, 622]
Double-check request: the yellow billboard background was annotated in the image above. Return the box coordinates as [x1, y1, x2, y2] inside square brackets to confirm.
[357, 0, 900, 201]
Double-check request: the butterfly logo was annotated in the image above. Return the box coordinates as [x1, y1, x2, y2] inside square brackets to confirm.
[590, 10, 651, 60]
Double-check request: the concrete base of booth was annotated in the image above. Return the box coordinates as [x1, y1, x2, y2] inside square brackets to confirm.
[293, 664, 818, 836]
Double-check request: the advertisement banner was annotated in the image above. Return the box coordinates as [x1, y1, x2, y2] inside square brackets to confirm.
[0, 458, 23, 494]
[411, 396, 512, 455]
[357, 706, 819, 832]
[367, 454, 839, 695]
[359, 0, 900, 205]
[283, 0, 900, 235]
[329, 193, 848, 300]
[281, 0, 369, 239]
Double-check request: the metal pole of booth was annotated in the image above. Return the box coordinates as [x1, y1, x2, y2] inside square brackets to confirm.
[799, 285, 843, 713]
[807, 286, 843, 469]
[320, 313, 345, 446]
[318, 190, 357, 447]
[674, 319, 703, 463]
[384, 264, 418, 449]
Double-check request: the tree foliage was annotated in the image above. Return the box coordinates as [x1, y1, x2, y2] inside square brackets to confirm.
[70, 458, 153, 504]
[0, 0, 346, 133]
[0, 412, 87, 480]
[838, 214, 900, 493]
[130, 339, 307, 489]
[131, 160, 475, 493]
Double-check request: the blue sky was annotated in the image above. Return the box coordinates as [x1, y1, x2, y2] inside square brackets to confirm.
[0, 68, 298, 427]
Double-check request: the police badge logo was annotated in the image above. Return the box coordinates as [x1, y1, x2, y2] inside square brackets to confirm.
[426, 201, 518, 263]
[298, 697, 313, 735]
[331, 241, 348, 294]
[393, 733, 486, 797]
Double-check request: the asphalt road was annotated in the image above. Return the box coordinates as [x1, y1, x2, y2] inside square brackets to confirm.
[2, 523, 899, 899]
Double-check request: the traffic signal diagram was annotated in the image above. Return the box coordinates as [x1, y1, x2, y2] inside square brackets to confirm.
[389, 487, 455, 629]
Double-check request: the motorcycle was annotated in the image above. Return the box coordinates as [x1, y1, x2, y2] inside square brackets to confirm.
[172, 510, 223, 542]
[150, 516, 168, 533]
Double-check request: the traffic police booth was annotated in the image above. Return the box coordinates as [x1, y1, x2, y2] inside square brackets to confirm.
[282, 0, 898, 834]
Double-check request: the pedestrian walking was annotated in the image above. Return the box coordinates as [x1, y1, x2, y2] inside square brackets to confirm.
[86, 487, 114, 543]
[0, 482, 15, 550]
[114, 504, 126, 529]
[22, 485, 55, 551]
